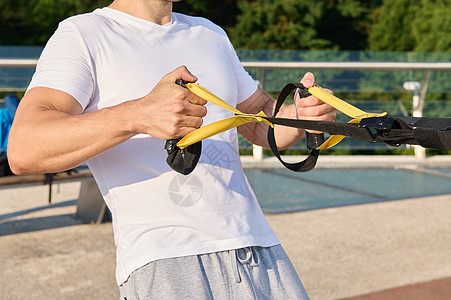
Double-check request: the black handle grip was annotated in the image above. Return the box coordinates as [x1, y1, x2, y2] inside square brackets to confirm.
[165, 79, 202, 175]
[166, 79, 191, 148]
[176, 79, 188, 88]
[306, 132, 325, 150]
[297, 87, 325, 150]
[164, 79, 188, 155]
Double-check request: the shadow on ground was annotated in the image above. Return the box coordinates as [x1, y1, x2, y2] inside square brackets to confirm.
[0, 200, 84, 236]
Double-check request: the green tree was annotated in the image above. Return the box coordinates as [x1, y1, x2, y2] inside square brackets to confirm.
[1, 0, 239, 46]
[315, 0, 381, 50]
[366, 0, 451, 102]
[411, 0, 451, 51]
[0, 0, 110, 45]
[229, 0, 378, 50]
[367, 0, 417, 51]
[173, 0, 240, 30]
[368, 0, 451, 52]
[229, 0, 331, 50]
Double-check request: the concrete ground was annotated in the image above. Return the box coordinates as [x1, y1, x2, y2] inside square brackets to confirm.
[1, 156, 451, 299]
[268, 194, 451, 299]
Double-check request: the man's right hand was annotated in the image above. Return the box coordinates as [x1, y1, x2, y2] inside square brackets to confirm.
[129, 66, 207, 140]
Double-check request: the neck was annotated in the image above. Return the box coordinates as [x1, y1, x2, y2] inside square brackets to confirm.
[108, 0, 173, 25]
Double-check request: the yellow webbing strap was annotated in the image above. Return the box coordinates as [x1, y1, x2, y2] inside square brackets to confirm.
[176, 83, 386, 150]
[177, 83, 273, 148]
[307, 86, 386, 149]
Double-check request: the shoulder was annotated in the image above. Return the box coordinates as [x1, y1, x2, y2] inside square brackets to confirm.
[173, 13, 228, 37]
[57, 9, 113, 34]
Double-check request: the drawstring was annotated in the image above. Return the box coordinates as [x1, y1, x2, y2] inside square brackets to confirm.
[230, 247, 260, 283]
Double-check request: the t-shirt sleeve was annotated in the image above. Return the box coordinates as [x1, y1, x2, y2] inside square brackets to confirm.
[226, 40, 258, 105]
[27, 20, 94, 111]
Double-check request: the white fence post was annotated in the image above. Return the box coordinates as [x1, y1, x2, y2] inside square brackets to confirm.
[404, 81, 426, 159]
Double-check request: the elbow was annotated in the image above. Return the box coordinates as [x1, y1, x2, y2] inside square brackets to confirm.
[8, 154, 45, 176]
[7, 140, 40, 175]
[6, 127, 31, 175]
[7, 148, 30, 175]
[8, 141, 75, 175]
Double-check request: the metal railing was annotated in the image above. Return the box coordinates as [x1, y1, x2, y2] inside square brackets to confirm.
[1, 59, 451, 158]
[0, 59, 39, 92]
[241, 61, 451, 160]
[0, 59, 39, 68]
[242, 61, 451, 70]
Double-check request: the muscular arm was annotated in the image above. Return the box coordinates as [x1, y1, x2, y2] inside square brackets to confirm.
[8, 66, 206, 175]
[237, 87, 302, 149]
[237, 72, 335, 150]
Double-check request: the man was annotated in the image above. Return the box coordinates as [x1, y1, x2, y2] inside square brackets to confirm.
[8, 0, 335, 298]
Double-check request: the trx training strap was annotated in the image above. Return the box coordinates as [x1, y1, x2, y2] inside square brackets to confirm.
[165, 80, 451, 175]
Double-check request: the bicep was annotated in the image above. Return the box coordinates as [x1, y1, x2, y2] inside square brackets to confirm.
[15, 87, 83, 121]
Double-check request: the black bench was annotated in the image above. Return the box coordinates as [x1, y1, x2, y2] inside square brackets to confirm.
[0, 168, 110, 224]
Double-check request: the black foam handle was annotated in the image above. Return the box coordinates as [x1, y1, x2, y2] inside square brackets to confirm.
[297, 88, 325, 150]
[306, 132, 325, 150]
[165, 80, 188, 155]
[176, 79, 188, 88]
[164, 79, 203, 175]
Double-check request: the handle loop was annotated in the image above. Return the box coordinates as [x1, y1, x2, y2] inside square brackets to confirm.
[267, 82, 320, 172]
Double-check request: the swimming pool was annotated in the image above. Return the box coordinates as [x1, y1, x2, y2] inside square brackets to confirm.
[244, 168, 451, 214]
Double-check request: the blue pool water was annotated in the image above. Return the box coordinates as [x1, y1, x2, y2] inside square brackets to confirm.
[244, 168, 451, 214]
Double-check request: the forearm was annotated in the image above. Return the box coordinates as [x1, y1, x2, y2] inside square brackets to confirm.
[237, 88, 304, 150]
[8, 102, 136, 175]
[268, 102, 305, 149]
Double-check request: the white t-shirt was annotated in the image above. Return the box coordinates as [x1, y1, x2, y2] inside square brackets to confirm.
[28, 8, 279, 285]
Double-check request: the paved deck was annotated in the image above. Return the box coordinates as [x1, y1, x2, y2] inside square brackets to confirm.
[1, 155, 451, 299]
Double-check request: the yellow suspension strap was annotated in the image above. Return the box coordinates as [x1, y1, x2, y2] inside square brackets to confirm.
[176, 82, 385, 150]
[307, 86, 387, 149]
[266, 82, 386, 171]
[165, 80, 386, 174]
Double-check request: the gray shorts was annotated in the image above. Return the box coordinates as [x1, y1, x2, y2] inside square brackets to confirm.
[119, 245, 309, 300]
